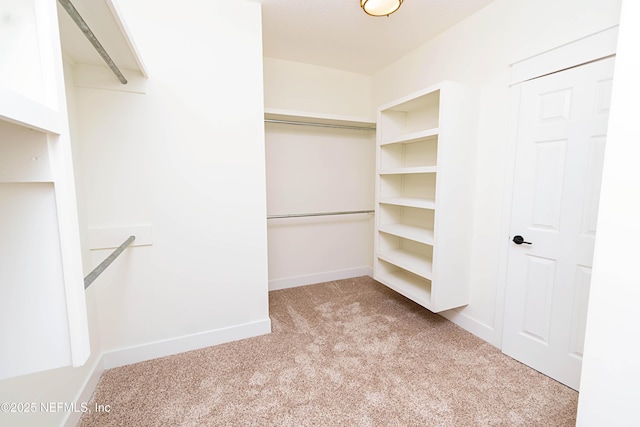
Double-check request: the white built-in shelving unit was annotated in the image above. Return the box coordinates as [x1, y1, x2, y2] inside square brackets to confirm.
[374, 81, 477, 313]
[0, 0, 90, 381]
[0, 0, 145, 380]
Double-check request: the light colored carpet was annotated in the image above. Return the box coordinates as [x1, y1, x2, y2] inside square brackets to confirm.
[78, 276, 577, 426]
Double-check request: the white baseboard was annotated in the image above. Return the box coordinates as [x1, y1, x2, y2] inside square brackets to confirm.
[102, 318, 272, 369]
[439, 309, 499, 347]
[60, 318, 271, 426]
[269, 267, 374, 291]
[63, 356, 105, 427]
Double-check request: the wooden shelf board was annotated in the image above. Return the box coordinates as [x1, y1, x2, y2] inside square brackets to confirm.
[264, 108, 376, 129]
[0, 89, 62, 134]
[379, 166, 437, 175]
[380, 128, 439, 146]
[58, 0, 147, 76]
[378, 82, 444, 112]
[378, 224, 434, 245]
[378, 197, 436, 210]
[377, 249, 433, 280]
[375, 269, 432, 309]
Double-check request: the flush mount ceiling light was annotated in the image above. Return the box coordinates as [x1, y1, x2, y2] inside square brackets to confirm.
[360, 0, 403, 17]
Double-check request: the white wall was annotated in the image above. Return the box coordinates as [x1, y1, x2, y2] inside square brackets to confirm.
[577, 0, 640, 424]
[264, 58, 373, 120]
[78, 0, 270, 361]
[372, 0, 622, 345]
[263, 59, 375, 289]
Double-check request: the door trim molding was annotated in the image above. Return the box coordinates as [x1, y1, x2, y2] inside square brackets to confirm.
[510, 25, 618, 85]
[495, 28, 618, 349]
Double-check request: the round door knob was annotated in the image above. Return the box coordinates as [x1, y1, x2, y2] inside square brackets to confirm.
[512, 235, 532, 245]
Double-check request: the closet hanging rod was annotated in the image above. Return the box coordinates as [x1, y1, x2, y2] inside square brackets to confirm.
[265, 119, 375, 132]
[84, 235, 135, 289]
[267, 210, 374, 219]
[58, 0, 128, 84]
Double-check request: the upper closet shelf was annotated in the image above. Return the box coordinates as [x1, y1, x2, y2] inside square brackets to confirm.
[58, 0, 148, 90]
[0, 90, 62, 134]
[265, 108, 376, 130]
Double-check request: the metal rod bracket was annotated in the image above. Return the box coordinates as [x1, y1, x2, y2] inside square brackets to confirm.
[84, 235, 135, 289]
[267, 210, 374, 219]
[265, 119, 375, 132]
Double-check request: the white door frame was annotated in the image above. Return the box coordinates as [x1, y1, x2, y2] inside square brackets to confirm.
[494, 25, 619, 349]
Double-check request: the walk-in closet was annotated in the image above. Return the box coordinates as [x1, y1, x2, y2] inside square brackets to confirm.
[264, 110, 375, 290]
[0, 1, 634, 426]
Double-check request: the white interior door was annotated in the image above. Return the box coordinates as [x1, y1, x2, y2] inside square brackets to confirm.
[502, 57, 614, 390]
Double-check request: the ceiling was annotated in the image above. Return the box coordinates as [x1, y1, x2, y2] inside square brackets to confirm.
[58, 0, 496, 77]
[257, 0, 496, 75]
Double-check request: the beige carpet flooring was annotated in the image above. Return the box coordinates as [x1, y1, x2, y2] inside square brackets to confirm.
[78, 276, 578, 426]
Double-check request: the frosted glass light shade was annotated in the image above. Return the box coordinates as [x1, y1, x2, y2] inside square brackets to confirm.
[360, 0, 403, 17]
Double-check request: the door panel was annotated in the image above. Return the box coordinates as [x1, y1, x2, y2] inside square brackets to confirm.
[580, 136, 606, 235]
[531, 139, 566, 230]
[522, 255, 555, 343]
[568, 265, 591, 358]
[502, 57, 614, 390]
